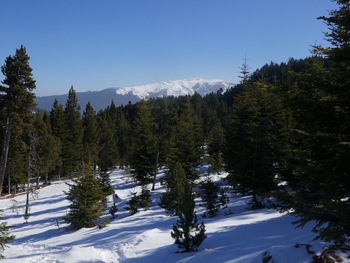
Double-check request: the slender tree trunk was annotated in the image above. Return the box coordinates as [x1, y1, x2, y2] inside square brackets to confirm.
[0, 117, 12, 197]
[36, 172, 39, 189]
[152, 132, 161, 191]
[24, 135, 34, 222]
[8, 168, 11, 196]
[24, 169, 30, 220]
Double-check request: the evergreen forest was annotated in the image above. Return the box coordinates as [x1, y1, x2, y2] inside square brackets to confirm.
[0, 0, 349, 259]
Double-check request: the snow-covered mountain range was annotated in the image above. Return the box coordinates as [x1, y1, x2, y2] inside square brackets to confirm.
[35, 78, 233, 112]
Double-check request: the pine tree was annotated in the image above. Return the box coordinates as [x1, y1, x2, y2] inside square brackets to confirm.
[225, 81, 288, 208]
[200, 176, 220, 217]
[96, 113, 119, 171]
[159, 162, 188, 216]
[207, 112, 225, 173]
[150, 98, 173, 190]
[0, 210, 15, 259]
[99, 170, 114, 204]
[109, 202, 118, 219]
[5, 115, 27, 194]
[139, 187, 151, 210]
[62, 86, 83, 177]
[171, 184, 206, 252]
[0, 45, 36, 196]
[82, 102, 100, 169]
[130, 100, 156, 185]
[275, 1, 350, 251]
[63, 173, 107, 230]
[166, 97, 203, 181]
[125, 192, 139, 215]
[50, 99, 65, 177]
[115, 107, 131, 168]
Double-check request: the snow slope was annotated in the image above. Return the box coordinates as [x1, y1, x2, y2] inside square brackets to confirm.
[0, 169, 347, 263]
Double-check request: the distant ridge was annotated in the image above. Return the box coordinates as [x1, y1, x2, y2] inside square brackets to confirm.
[35, 78, 233, 112]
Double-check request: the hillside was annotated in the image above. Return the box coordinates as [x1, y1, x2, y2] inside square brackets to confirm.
[0, 167, 345, 263]
[35, 78, 233, 112]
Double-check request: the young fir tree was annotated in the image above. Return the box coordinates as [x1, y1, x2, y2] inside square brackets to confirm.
[130, 100, 156, 185]
[109, 202, 118, 219]
[0, 210, 15, 259]
[62, 86, 83, 177]
[207, 112, 225, 173]
[139, 187, 151, 210]
[166, 98, 203, 181]
[115, 107, 131, 168]
[63, 172, 107, 230]
[96, 112, 119, 171]
[99, 170, 114, 206]
[0, 45, 36, 196]
[82, 102, 100, 169]
[200, 177, 220, 218]
[159, 162, 188, 216]
[171, 184, 206, 253]
[125, 192, 139, 215]
[50, 99, 65, 177]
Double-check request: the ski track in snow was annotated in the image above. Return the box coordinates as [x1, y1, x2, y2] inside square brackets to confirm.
[1, 168, 349, 263]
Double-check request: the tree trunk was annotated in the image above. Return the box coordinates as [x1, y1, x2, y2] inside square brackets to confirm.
[0, 117, 12, 197]
[24, 135, 34, 222]
[24, 170, 30, 221]
[8, 168, 11, 196]
[152, 132, 161, 191]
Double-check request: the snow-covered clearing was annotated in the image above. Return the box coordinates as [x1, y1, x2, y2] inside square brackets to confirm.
[0, 169, 348, 262]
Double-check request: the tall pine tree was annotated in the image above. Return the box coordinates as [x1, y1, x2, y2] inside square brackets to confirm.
[130, 101, 156, 185]
[62, 86, 83, 177]
[0, 46, 36, 196]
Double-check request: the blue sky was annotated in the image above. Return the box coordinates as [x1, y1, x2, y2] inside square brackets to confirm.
[0, 0, 337, 96]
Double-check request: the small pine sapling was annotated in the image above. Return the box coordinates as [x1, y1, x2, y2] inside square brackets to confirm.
[219, 187, 229, 208]
[200, 177, 220, 218]
[109, 202, 118, 219]
[0, 210, 15, 259]
[125, 192, 139, 215]
[171, 185, 206, 252]
[139, 188, 151, 210]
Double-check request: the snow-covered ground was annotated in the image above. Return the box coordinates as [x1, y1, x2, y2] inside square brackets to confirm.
[0, 169, 348, 262]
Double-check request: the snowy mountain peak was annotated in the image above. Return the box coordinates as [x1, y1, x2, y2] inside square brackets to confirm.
[114, 78, 232, 99]
[35, 78, 233, 112]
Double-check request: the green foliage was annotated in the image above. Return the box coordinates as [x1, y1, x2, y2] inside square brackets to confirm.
[125, 192, 139, 215]
[171, 184, 206, 252]
[0, 45, 36, 195]
[225, 81, 289, 208]
[99, 170, 114, 192]
[0, 210, 15, 259]
[274, 1, 350, 251]
[139, 188, 151, 210]
[219, 187, 229, 208]
[125, 188, 152, 215]
[200, 177, 220, 218]
[206, 112, 225, 173]
[166, 97, 203, 181]
[63, 174, 107, 230]
[109, 202, 118, 219]
[82, 102, 100, 168]
[160, 163, 188, 216]
[130, 101, 157, 185]
[96, 113, 119, 171]
[62, 86, 83, 176]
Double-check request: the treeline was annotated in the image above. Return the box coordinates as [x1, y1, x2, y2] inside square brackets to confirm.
[0, 0, 349, 254]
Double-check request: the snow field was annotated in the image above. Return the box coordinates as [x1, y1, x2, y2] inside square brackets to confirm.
[0, 169, 348, 262]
